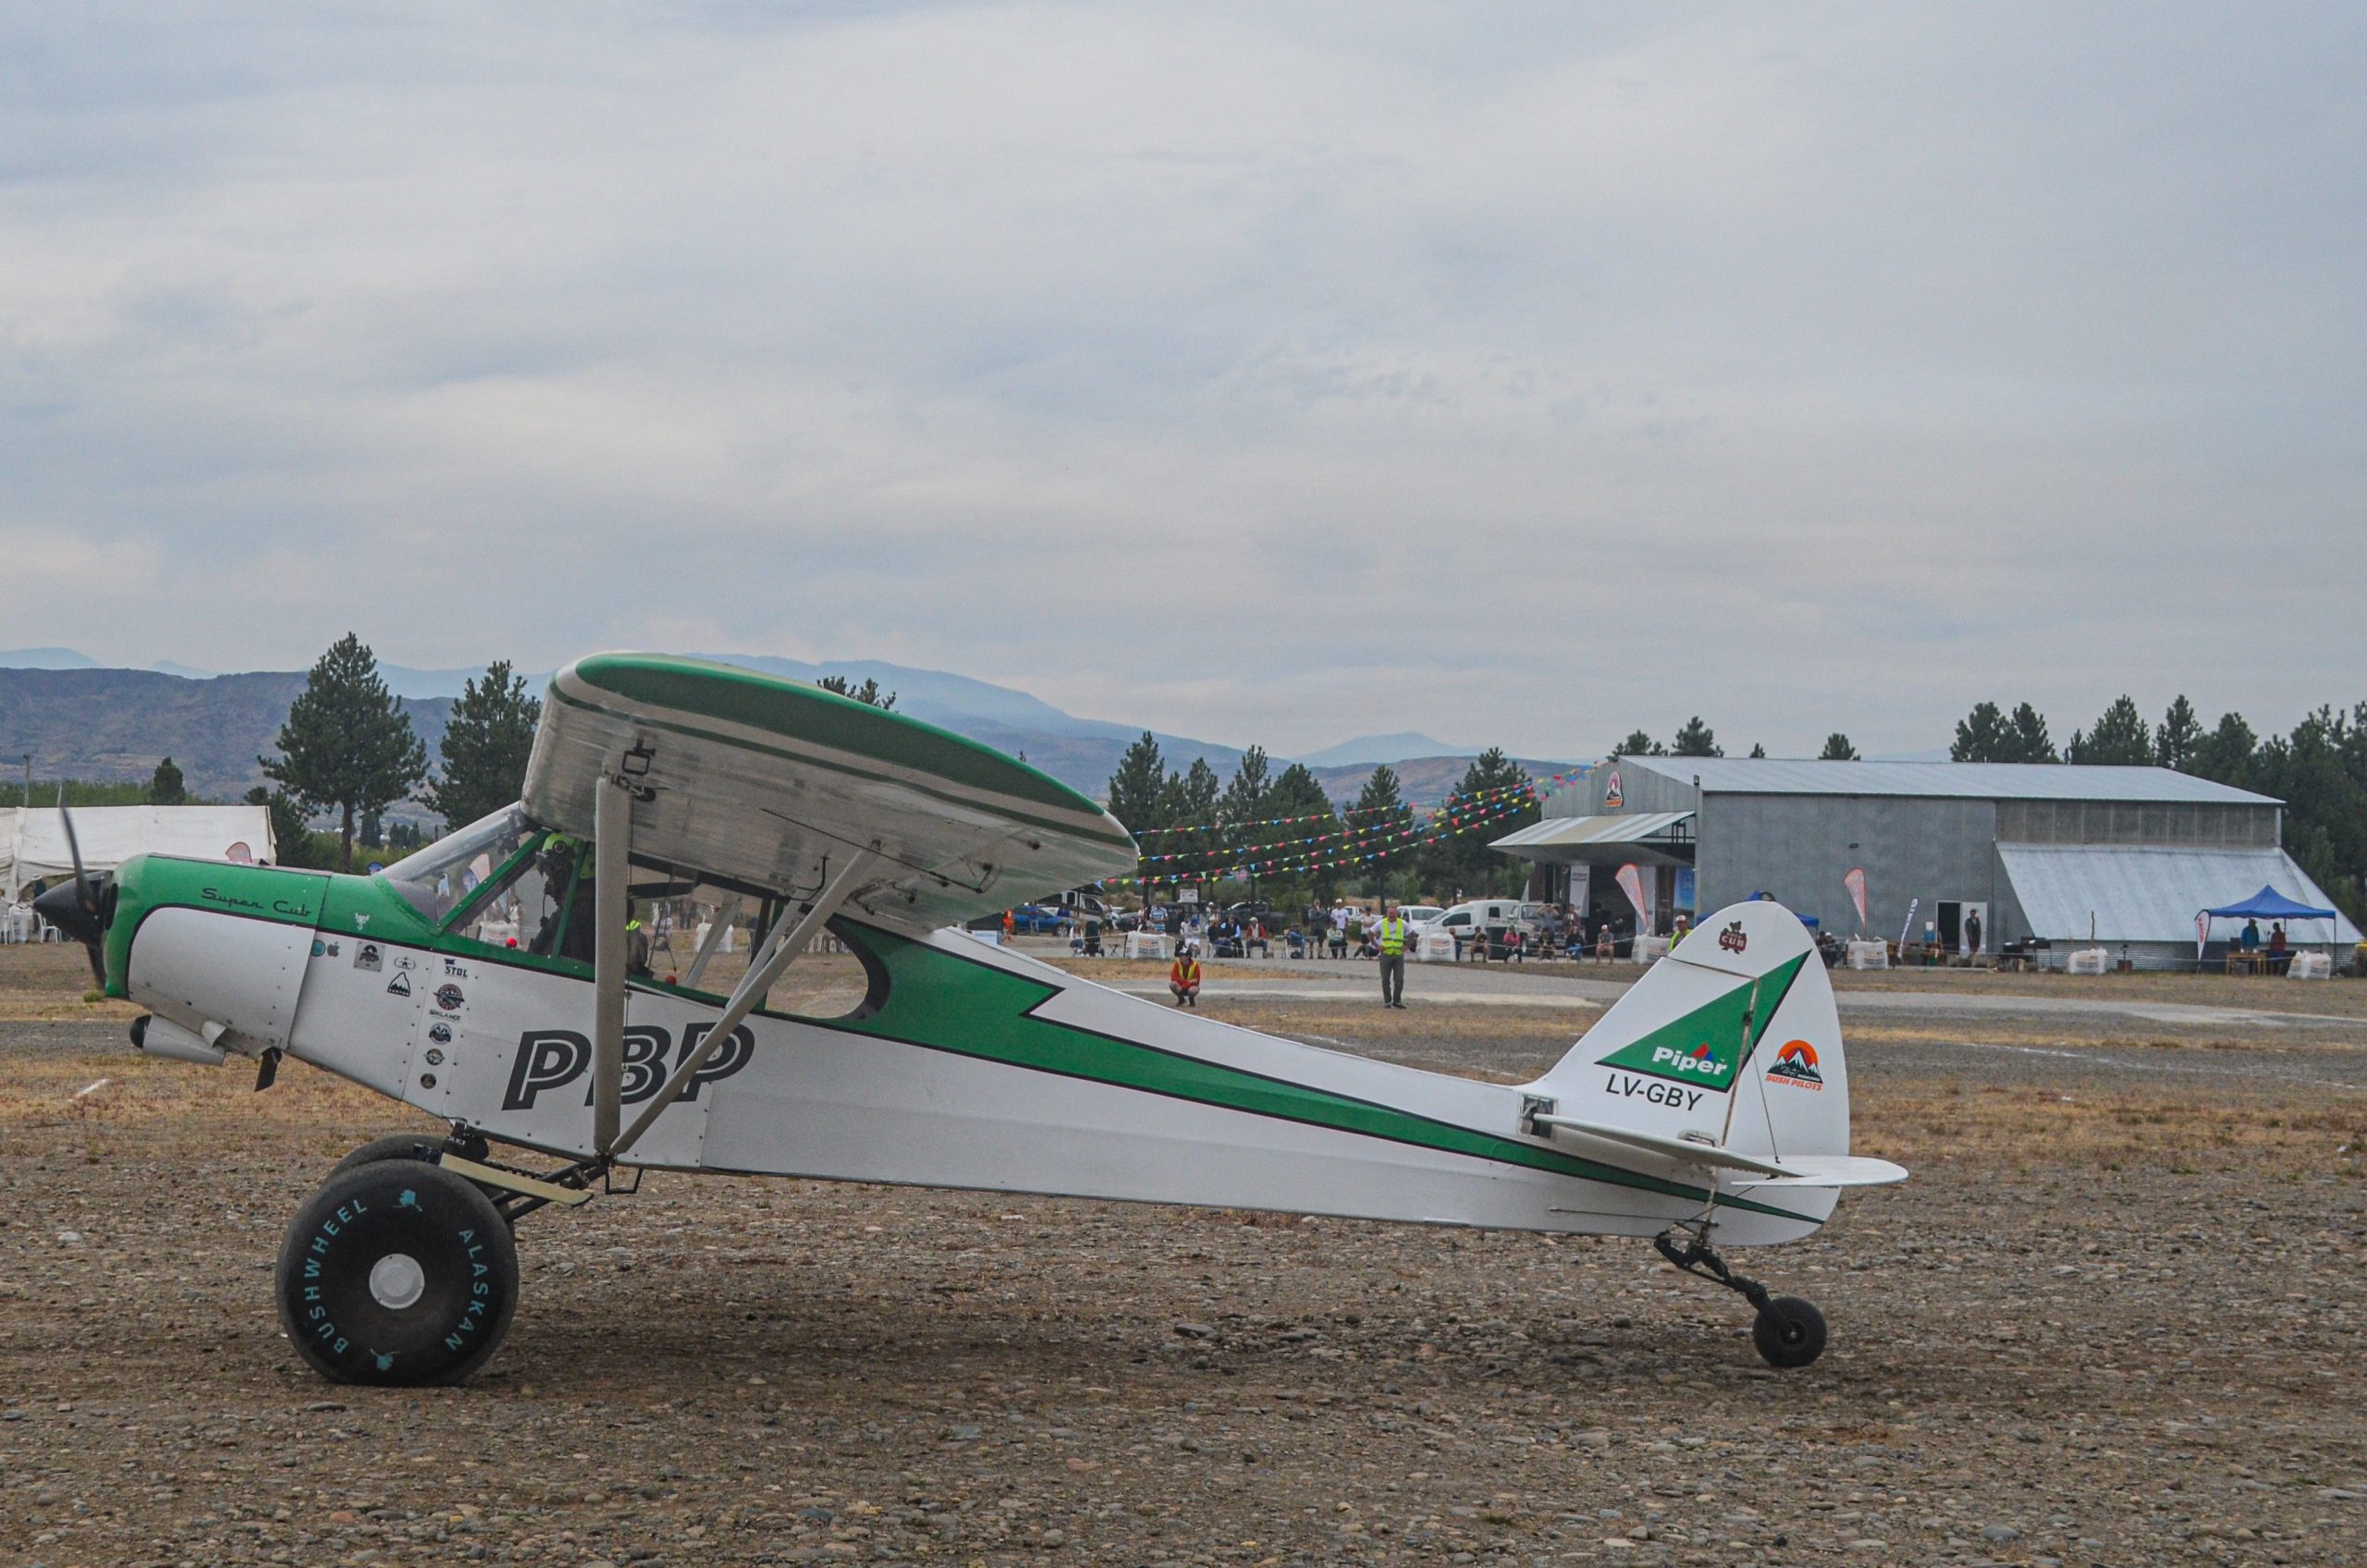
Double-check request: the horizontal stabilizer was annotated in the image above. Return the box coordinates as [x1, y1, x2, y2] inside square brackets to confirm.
[1529, 1113, 1791, 1176]
[1723, 1156, 1909, 1189]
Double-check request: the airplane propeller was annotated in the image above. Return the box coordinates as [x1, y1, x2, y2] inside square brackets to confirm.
[31, 788, 109, 988]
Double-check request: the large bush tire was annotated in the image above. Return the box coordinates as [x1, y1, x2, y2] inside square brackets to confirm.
[275, 1159, 521, 1386]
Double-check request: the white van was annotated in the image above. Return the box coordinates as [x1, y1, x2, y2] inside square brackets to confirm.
[1429, 900, 1538, 943]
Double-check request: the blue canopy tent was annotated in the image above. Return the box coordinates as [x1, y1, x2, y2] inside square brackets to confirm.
[2199, 885, 2343, 970]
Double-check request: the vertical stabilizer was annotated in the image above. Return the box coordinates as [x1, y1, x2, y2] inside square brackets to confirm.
[1523, 900, 1850, 1163]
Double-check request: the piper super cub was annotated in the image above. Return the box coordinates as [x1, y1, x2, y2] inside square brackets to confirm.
[36, 653, 1905, 1386]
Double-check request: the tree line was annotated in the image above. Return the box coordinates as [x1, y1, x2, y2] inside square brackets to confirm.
[1103, 734, 1539, 905]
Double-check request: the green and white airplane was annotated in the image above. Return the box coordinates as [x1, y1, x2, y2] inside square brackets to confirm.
[37, 654, 1903, 1386]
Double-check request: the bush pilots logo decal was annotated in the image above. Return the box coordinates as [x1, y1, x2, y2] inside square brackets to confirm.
[1717, 920, 1748, 955]
[1767, 1039, 1825, 1089]
[434, 984, 466, 1011]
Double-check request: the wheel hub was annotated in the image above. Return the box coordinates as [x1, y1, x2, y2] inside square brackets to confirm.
[367, 1252, 427, 1311]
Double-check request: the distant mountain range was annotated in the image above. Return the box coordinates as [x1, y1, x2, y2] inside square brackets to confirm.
[0, 649, 1574, 810]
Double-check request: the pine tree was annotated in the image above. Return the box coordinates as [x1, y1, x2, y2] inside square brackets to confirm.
[1420, 748, 1536, 896]
[2067, 695, 2151, 766]
[244, 785, 319, 869]
[419, 660, 542, 832]
[1748, 743, 1767, 759]
[2154, 696, 2203, 771]
[360, 810, 384, 850]
[1951, 702, 2010, 762]
[1670, 717, 1722, 757]
[2006, 704, 2057, 763]
[146, 756, 187, 805]
[2192, 712, 2258, 789]
[1613, 729, 1662, 757]
[816, 674, 896, 710]
[1819, 733, 1858, 761]
[259, 634, 427, 871]
[1220, 746, 1272, 826]
[1104, 732, 1168, 835]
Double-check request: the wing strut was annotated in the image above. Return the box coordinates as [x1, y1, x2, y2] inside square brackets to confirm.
[682, 894, 742, 989]
[591, 775, 633, 1154]
[606, 846, 877, 1161]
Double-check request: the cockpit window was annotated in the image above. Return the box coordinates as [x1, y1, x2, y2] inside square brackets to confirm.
[450, 837, 579, 954]
[379, 805, 544, 925]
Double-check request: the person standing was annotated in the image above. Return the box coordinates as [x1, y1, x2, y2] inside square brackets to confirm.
[1376, 902, 1411, 1009]
[1964, 907, 1983, 956]
[1329, 904, 1349, 959]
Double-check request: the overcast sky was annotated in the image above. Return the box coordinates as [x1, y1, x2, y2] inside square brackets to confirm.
[3, 3, 2361, 759]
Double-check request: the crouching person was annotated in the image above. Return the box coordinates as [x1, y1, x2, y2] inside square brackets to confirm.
[1170, 944, 1203, 1008]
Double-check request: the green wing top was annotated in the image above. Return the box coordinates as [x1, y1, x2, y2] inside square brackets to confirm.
[523, 654, 1135, 934]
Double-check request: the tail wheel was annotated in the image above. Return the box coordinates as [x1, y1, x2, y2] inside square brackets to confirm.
[275, 1159, 520, 1386]
[1751, 1295, 1828, 1369]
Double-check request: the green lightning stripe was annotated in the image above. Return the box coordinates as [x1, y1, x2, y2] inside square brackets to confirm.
[1594, 953, 1809, 1091]
[828, 923, 1820, 1223]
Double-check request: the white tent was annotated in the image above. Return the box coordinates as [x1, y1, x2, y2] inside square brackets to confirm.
[0, 805, 277, 902]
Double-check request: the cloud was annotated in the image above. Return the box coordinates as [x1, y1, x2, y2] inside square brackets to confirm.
[0, 1, 2361, 758]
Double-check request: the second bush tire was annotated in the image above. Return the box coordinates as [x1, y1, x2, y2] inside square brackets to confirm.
[329, 1133, 451, 1175]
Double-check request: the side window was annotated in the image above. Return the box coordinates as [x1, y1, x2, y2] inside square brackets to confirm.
[453, 839, 579, 957]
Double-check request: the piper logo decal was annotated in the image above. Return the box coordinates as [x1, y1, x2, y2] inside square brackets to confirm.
[1767, 1039, 1824, 1090]
[1590, 953, 1809, 1094]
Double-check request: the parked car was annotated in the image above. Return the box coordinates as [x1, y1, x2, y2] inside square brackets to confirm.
[1008, 903, 1067, 934]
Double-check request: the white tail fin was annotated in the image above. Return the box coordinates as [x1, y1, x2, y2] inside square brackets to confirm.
[1524, 899, 1850, 1165]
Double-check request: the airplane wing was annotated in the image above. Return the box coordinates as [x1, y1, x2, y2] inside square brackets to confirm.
[521, 653, 1137, 937]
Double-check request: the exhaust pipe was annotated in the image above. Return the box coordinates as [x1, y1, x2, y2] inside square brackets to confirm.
[130, 1014, 227, 1066]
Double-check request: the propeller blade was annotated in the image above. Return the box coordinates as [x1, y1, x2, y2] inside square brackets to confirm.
[53, 788, 107, 987]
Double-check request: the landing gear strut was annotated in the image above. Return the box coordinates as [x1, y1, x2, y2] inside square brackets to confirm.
[1654, 1225, 1828, 1369]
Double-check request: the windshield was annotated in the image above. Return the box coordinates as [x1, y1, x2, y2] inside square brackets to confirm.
[380, 804, 543, 924]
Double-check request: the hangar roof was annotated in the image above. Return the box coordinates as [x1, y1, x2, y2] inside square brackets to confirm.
[1617, 755, 2277, 806]
[1996, 844, 2361, 945]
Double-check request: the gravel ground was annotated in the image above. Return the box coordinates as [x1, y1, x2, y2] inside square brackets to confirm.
[5, 981, 2366, 1568]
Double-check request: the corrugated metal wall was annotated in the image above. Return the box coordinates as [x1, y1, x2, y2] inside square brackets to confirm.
[1697, 794, 1999, 939]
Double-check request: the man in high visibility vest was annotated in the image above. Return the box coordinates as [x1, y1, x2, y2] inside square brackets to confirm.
[1169, 944, 1203, 1007]
[1376, 903, 1412, 1009]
